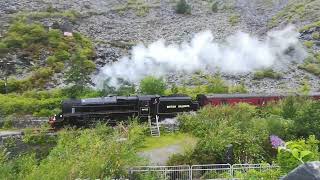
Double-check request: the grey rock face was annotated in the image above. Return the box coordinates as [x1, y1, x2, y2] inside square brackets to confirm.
[0, 0, 319, 93]
[282, 161, 320, 180]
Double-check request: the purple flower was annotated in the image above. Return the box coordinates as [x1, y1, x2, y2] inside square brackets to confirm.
[270, 135, 285, 149]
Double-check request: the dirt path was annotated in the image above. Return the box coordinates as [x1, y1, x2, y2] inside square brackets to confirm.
[0, 130, 22, 137]
[138, 144, 183, 165]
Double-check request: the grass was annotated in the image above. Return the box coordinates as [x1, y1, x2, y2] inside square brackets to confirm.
[300, 21, 320, 32]
[304, 41, 315, 48]
[138, 133, 197, 151]
[268, 0, 320, 28]
[253, 69, 282, 80]
[298, 63, 320, 76]
[229, 14, 240, 26]
[114, 0, 151, 16]
[15, 10, 80, 22]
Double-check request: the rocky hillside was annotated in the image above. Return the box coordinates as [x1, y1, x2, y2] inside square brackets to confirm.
[0, 0, 320, 93]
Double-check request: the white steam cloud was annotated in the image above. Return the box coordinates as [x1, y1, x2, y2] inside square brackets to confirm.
[96, 26, 306, 87]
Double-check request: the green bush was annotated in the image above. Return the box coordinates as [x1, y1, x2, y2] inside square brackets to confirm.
[235, 167, 283, 180]
[298, 63, 320, 76]
[304, 41, 314, 48]
[2, 115, 14, 129]
[206, 75, 229, 93]
[253, 69, 282, 80]
[277, 135, 319, 173]
[312, 32, 320, 40]
[211, 1, 219, 12]
[229, 15, 240, 26]
[175, 0, 191, 14]
[178, 104, 273, 164]
[140, 76, 166, 95]
[292, 101, 320, 139]
[228, 83, 248, 93]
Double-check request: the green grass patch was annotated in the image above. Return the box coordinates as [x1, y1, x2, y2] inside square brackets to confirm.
[299, 63, 320, 76]
[229, 14, 240, 26]
[253, 69, 282, 80]
[269, 0, 320, 28]
[304, 41, 315, 48]
[138, 133, 197, 151]
[114, 0, 151, 16]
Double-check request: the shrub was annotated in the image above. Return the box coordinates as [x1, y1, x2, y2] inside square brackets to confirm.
[206, 75, 229, 93]
[25, 123, 145, 179]
[228, 83, 248, 93]
[253, 69, 282, 80]
[175, 0, 191, 14]
[304, 41, 314, 48]
[298, 63, 320, 76]
[140, 76, 166, 95]
[298, 79, 311, 95]
[312, 32, 320, 40]
[235, 167, 283, 179]
[211, 1, 219, 12]
[3, 115, 14, 129]
[54, 50, 70, 61]
[292, 101, 320, 139]
[277, 135, 319, 173]
[229, 15, 240, 26]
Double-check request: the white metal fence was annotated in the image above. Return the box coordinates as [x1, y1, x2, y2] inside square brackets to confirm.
[129, 165, 191, 180]
[128, 163, 279, 180]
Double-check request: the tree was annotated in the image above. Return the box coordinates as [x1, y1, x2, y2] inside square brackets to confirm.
[65, 50, 96, 97]
[140, 76, 166, 95]
[175, 0, 191, 14]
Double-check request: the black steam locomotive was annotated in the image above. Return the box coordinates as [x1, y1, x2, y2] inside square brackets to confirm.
[49, 93, 320, 128]
[49, 95, 199, 128]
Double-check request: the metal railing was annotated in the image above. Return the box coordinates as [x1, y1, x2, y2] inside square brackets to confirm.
[191, 164, 232, 179]
[128, 163, 279, 180]
[129, 165, 191, 180]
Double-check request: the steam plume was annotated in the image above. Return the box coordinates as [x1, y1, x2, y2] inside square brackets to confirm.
[96, 26, 306, 87]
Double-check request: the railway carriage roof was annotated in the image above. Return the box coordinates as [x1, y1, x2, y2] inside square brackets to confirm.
[203, 92, 320, 99]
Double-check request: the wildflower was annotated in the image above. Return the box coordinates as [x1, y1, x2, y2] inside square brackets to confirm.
[270, 135, 285, 149]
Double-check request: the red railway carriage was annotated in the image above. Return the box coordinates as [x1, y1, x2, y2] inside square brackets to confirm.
[197, 94, 284, 107]
[197, 93, 320, 107]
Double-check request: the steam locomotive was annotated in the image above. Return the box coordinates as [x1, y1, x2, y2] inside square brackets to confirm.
[49, 93, 320, 128]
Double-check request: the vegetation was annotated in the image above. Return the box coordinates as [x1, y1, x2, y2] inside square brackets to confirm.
[138, 133, 196, 151]
[253, 69, 282, 80]
[269, 0, 320, 28]
[299, 63, 320, 76]
[0, 88, 102, 117]
[0, 21, 95, 95]
[168, 96, 320, 174]
[0, 122, 147, 179]
[304, 40, 315, 48]
[115, 0, 151, 16]
[15, 10, 80, 22]
[140, 76, 166, 95]
[300, 20, 320, 32]
[211, 1, 219, 12]
[229, 14, 240, 26]
[175, 0, 191, 14]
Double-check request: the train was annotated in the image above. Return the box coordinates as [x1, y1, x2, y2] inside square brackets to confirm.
[49, 93, 320, 128]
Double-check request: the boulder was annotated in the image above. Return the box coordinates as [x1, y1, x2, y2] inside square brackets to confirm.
[282, 161, 320, 180]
